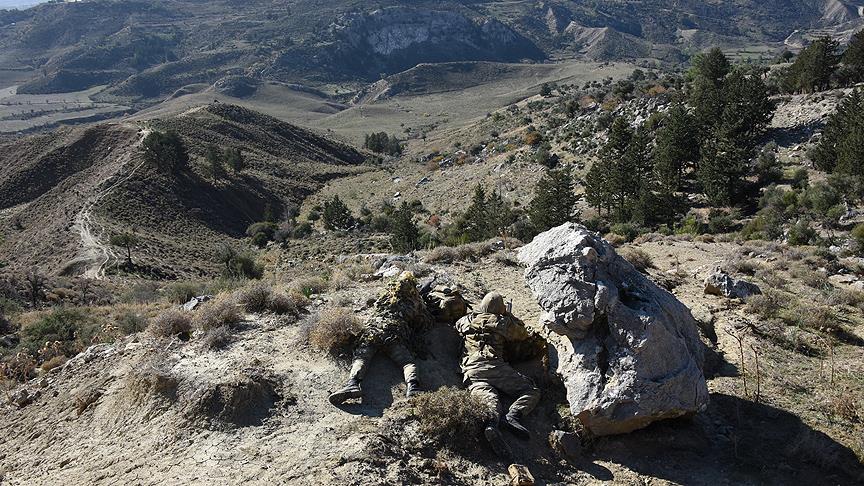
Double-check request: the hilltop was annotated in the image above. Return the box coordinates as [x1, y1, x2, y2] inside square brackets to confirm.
[0, 104, 367, 278]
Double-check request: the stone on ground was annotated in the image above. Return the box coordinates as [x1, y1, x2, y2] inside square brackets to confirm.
[518, 223, 709, 436]
[704, 269, 762, 299]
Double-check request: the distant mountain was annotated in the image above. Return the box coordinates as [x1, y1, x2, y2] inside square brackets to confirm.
[1, 1, 862, 102]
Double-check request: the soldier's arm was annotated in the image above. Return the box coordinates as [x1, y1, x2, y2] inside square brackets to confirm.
[500, 315, 533, 342]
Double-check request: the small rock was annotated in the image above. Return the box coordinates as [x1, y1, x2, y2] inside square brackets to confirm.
[704, 270, 761, 299]
[508, 464, 535, 486]
[548, 430, 581, 460]
[181, 295, 213, 311]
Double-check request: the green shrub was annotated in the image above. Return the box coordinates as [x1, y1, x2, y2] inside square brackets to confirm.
[162, 281, 204, 304]
[787, 220, 817, 246]
[116, 311, 148, 335]
[246, 222, 279, 248]
[22, 308, 89, 354]
[290, 277, 328, 298]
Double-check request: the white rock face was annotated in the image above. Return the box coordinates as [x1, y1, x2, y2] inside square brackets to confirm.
[518, 223, 709, 436]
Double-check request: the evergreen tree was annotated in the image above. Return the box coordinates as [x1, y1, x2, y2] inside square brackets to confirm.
[225, 147, 246, 173]
[460, 185, 489, 241]
[322, 195, 355, 231]
[585, 118, 651, 222]
[844, 29, 864, 82]
[716, 67, 776, 149]
[142, 130, 189, 172]
[205, 144, 226, 179]
[784, 36, 840, 93]
[690, 48, 731, 132]
[653, 104, 698, 190]
[812, 89, 864, 175]
[529, 166, 577, 232]
[698, 133, 749, 206]
[390, 202, 420, 252]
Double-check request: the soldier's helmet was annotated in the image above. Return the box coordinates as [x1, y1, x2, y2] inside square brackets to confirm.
[478, 292, 506, 315]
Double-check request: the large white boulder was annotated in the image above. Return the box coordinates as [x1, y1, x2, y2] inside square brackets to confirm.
[518, 223, 709, 436]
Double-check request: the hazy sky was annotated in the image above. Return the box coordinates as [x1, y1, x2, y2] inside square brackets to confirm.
[0, 0, 47, 9]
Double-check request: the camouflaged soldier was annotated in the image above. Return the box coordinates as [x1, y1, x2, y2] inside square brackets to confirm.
[329, 271, 434, 405]
[455, 292, 546, 458]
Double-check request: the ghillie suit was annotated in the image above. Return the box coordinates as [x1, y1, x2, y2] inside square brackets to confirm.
[329, 272, 433, 405]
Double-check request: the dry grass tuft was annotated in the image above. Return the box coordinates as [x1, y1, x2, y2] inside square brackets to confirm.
[289, 276, 329, 297]
[620, 248, 654, 273]
[233, 282, 301, 315]
[202, 326, 233, 350]
[194, 296, 243, 331]
[149, 310, 193, 338]
[308, 307, 363, 356]
[745, 290, 785, 320]
[423, 238, 519, 264]
[828, 391, 861, 423]
[409, 387, 494, 450]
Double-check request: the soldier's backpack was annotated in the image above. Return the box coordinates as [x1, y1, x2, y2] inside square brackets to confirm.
[422, 285, 468, 324]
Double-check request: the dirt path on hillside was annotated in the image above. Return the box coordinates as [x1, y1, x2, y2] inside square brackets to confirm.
[70, 127, 151, 279]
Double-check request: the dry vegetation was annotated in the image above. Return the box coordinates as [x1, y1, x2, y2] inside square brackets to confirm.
[307, 307, 363, 356]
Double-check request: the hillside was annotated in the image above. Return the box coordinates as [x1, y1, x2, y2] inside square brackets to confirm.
[0, 104, 367, 277]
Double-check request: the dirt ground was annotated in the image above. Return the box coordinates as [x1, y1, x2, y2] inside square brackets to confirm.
[1, 236, 861, 485]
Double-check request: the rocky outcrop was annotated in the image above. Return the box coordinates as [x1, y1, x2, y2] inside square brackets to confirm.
[518, 223, 709, 436]
[331, 7, 542, 78]
[704, 270, 762, 299]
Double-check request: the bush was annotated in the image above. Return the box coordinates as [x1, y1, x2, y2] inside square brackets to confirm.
[194, 296, 243, 331]
[215, 245, 263, 280]
[290, 277, 329, 298]
[116, 310, 148, 335]
[620, 248, 654, 273]
[21, 308, 89, 355]
[202, 326, 232, 351]
[745, 291, 785, 320]
[234, 282, 300, 315]
[149, 310, 193, 339]
[246, 222, 279, 248]
[407, 387, 494, 450]
[162, 281, 203, 304]
[121, 282, 161, 303]
[308, 307, 363, 356]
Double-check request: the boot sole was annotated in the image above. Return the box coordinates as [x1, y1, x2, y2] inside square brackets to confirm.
[484, 427, 513, 460]
[328, 389, 362, 405]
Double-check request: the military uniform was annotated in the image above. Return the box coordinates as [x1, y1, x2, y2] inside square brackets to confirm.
[455, 292, 545, 456]
[329, 272, 433, 405]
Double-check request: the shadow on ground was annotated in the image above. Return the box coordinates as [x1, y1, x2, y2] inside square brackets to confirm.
[586, 393, 863, 485]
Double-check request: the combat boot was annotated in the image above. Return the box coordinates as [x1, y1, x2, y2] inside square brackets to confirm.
[483, 424, 513, 460]
[406, 380, 422, 398]
[503, 411, 531, 440]
[328, 379, 362, 405]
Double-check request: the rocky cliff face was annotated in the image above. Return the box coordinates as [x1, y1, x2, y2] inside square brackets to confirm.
[519, 223, 710, 436]
[329, 7, 542, 78]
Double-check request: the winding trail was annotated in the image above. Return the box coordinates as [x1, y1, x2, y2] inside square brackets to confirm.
[70, 126, 151, 279]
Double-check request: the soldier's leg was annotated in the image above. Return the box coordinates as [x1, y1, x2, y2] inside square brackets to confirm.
[484, 365, 540, 439]
[329, 344, 377, 405]
[468, 379, 512, 460]
[384, 341, 421, 396]
[467, 379, 502, 423]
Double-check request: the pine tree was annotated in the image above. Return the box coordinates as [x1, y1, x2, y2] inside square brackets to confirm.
[844, 29, 864, 82]
[717, 67, 776, 150]
[205, 144, 226, 179]
[812, 89, 864, 174]
[460, 185, 490, 241]
[784, 36, 840, 93]
[529, 166, 577, 232]
[390, 202, 420, 252]
[698, 133, 749, 206]
[225, 147, 246, 173]
[690, 48, 731, 132]
[653, 104, 698, 190]
[142, 130, 189, 172]
[585, 118, 651, 222]
[109, 230, 139, 266]
[322, 195, 354, 231]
